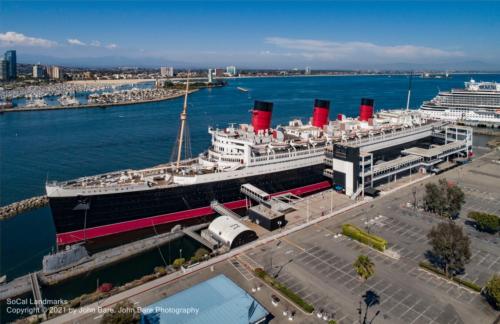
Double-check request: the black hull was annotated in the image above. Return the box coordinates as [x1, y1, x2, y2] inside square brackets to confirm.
[49, 165, 328, 234]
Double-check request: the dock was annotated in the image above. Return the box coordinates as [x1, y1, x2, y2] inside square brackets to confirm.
[182, 223, 217, 250]
[0, 229, 185, 301]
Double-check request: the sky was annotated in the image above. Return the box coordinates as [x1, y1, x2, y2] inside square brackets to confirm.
[0, 1, 499, 69]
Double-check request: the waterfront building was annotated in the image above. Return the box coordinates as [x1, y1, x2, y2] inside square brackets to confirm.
[47, 66, 61, 79]
[4, 50, 17, 80]
[214, 68, 225, 77]
[226, 65, 237, 76]
[141, 275, 269, 324]
[305, 66, 311, 75]
[0, 59, 8, 81]
[33, 64, 46, 79]
[160, 66, 174, 77]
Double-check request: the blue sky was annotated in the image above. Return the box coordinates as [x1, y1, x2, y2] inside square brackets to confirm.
[0, 1, 499, 69]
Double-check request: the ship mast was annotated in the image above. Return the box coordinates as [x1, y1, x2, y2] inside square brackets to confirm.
[406, 71, 413, 112]
[176, 74, 190, 170]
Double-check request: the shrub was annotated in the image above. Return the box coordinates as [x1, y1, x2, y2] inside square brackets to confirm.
[253, 268, 314, 313]
[154, 266, 166, 275]
[342, 224, 387, 251]
[191, 248, 210, 263]
[172, 258, 185, 269]
[483, 274, 500, 310]
[419, 261, 481, 292]
[101, 300, 140, 324]
[468, 211, 500, 233]
[328, 321, 337, 324]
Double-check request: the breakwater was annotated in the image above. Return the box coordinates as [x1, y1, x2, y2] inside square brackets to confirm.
[0, 196, 48, 220]
[0, 90, 197, 113]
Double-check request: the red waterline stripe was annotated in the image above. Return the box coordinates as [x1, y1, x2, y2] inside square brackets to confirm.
[56, 180, 331, 245]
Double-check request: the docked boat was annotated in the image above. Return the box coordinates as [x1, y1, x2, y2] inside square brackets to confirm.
[46, 89, 428, 246]
[420, 79, 500, 125]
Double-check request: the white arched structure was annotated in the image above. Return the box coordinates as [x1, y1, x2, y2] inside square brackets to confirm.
[208, 216, 257, 248]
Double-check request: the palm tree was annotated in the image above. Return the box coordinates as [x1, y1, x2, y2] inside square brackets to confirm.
[353, 255, 375, 281]
[353, 255, 375, 324]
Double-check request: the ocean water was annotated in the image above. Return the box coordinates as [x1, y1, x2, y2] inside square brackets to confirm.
[0, 74, 498, 306]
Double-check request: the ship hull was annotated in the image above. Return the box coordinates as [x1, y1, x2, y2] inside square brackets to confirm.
[49, 164, 328, 244]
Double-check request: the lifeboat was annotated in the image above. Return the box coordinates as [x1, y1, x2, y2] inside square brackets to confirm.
[309, 137, 326, 145]
[290, 139, 308, 147]
[268, 142, 289, 150]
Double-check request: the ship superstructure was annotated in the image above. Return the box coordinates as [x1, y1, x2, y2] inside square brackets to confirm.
[420, 79, 500, 125]
[46, 96, 434, 245]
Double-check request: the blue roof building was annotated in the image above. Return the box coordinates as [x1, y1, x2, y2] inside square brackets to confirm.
[141, 274, 269, 324]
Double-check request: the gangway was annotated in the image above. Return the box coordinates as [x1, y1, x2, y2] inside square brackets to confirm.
[29, 272, 47, 317]
[210, 200, 241, 221]
[240, 184, 270, 203]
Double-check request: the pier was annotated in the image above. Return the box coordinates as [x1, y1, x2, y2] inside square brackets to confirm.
[181, 223, 217, 250]
[0, 195, 48, 220]
[0, 229, 185, 301]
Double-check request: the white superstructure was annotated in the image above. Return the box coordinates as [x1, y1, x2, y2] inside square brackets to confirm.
[420, 79, 500, 125]
[46, 105, 430, 198]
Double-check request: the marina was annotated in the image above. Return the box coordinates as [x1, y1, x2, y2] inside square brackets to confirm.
[0, 89, 194, 113]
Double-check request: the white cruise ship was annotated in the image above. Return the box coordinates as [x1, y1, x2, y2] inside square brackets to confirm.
[420, 79, 500, 126]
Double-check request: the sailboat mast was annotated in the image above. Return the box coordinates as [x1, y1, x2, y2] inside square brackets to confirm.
[176, 75, 190, 170]
[406, 72, 413, 112]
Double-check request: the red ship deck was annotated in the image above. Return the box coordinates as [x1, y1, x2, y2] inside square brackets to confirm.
[56, 181, 331, 245]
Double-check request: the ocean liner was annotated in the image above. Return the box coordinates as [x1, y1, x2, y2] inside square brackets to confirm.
[46, 85, 427, 246]
[420, 79, 500, 125]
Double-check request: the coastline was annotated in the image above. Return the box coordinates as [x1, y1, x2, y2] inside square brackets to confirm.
[0, 89, 197, 113]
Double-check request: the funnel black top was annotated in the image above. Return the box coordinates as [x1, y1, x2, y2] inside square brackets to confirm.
[361, 98, 374, 106]
[254, 100, 273, 112]
[314, 99, 330, 109]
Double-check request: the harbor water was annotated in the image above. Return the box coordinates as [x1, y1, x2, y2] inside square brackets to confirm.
[0, 74, 498, 320]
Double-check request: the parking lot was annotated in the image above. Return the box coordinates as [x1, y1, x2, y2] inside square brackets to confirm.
[236, 149, 500, 323]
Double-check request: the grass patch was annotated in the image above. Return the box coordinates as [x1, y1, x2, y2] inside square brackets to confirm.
[419, 261, 482, 292]
[342, 224, 387, 251]
[254, 268, 314, 313]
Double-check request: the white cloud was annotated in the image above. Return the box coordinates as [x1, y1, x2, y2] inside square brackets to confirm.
[0, 31, 57, 47]
[90, 40, 101, 47]
[265, 37, 464, 62]
[106, 43, 117, 49]
[67, 38, 86, 46]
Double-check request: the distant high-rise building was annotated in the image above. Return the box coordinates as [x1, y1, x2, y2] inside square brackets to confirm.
[160, 66, 174, 77]
[0, 59, 8, 81]
[226, 65, 237, 76]
[214, 68, 225, 77]
[33, 64, 46, 79]
[47, 66, 61, 79]
[4, 50, 17, 80]
[305, 66, 311, 75]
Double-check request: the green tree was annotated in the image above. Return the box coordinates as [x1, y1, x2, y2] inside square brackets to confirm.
[353, 255, 375, 281]
[423, 179, 465, 218]
[101, 300, 140, 324]
[468, 211, 500, 233]
[483, 274, 500, 310]
[353, 255, 376, 324]
[427, 222, 471, 277]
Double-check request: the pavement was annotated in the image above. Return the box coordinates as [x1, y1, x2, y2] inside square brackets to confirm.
[45, 148, 500, 324]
